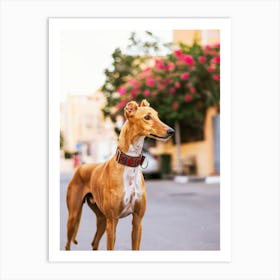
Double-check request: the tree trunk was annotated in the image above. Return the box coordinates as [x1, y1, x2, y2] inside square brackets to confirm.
[175, 121, 183, 174]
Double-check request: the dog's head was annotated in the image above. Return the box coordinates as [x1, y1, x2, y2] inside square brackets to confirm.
[124, 99, 174, 141]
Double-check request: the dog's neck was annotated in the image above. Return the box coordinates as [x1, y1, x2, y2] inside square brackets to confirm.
[118, 121, 145, 156]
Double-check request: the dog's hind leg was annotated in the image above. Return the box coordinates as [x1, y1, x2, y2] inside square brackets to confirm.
[92, 215, 106, 250]
[87, 196, 106, 250]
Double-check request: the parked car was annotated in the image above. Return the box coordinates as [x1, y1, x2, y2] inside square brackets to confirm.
[141, 148, 161, 179]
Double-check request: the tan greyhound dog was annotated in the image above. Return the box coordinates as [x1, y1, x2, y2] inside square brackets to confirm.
[65, 99, 174, 250]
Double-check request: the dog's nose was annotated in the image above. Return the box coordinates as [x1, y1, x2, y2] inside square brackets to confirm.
[167, 128, 175, 136]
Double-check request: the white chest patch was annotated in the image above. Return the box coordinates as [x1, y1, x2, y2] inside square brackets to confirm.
[120, 167, 142, 218]
[120, 137, 144, 218]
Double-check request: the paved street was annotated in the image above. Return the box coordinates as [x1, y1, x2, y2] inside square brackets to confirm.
[60, 173, 220, 251]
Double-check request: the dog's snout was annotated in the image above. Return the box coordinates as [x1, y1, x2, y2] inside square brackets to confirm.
[167, 128, 175, 136]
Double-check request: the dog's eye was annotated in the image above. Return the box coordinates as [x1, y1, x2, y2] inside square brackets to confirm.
[144, 115, 151, 121]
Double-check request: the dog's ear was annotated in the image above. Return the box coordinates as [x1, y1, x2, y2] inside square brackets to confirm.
[124, 101, 139, 119]
[140, 99, 150, 107]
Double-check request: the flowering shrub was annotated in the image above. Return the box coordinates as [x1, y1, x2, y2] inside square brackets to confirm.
[102, 38, 220, 142]
[114, 42, 220, 132]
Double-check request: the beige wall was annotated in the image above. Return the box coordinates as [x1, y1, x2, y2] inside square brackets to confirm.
[173, 30, 220, 46]
[151, 107, 217, 176]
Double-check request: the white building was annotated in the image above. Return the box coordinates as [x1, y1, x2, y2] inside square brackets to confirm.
[60, 90, 117, 163]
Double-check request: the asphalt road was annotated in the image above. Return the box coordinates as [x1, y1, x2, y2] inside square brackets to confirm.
[60, 173, 220, 251]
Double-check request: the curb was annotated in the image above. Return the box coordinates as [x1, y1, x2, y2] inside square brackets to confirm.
[174, 175, 220, 184]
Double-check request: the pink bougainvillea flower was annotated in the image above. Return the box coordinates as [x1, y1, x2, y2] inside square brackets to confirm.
[207, 66, 215, 73]
[184, 55, 194, 65]
[185, 94, 192, 102]
[181, 72, 190, 80]
[167, 62, 175, 71]
[184, 55, 195, 65]
[144, 67, 151, 72]
[135, 81, 142, 89]
[143, 89, 150, 97]
[190, 87, 196, 94]
[172, 101, 179, 110]
[116, 100, 126, 109]
[215, 43, 220, 48]
[118, 87, 126, 96]
[175, 82, 181, 88]
[154, 59, 165, 70]
[174, 49, 183, 59]
[212, 56, 220, 64]
[129, 79, 136, 85]
[213, 74, 220, 81]
[198, 56, 207, 63]
[130, 88, 137, 98]
[204, 44, 218, 56]
[169, 88, 176, 95]
[146, 78, 155, 87]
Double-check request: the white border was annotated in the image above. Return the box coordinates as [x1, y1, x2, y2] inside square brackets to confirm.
[49, 18, 231, 262]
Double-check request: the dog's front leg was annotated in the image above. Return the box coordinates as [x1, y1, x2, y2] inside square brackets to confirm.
[131, 213, 143, 250]
[106, 218, 118, 250]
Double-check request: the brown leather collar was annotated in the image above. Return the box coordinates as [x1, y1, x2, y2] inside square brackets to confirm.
[115, 148, 145, 167]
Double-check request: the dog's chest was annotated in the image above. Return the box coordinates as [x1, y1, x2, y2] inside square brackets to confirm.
[120, 166, 142, 218]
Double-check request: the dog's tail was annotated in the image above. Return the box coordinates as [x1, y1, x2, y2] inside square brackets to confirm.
[71, 206, 83, 246]
[86, 193, 95, 208]
[65, 167, 88, 250]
